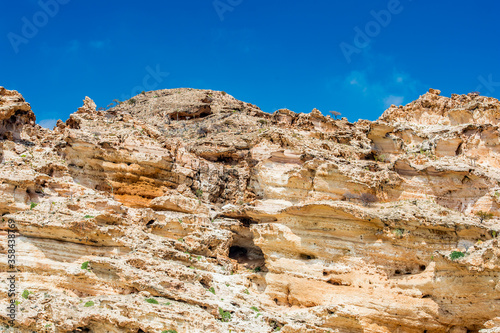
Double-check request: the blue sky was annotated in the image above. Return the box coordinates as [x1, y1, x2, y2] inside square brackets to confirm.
[1, 0, 499, 128]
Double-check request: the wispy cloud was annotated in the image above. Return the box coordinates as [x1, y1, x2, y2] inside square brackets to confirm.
[325, 52, 427, 120]
[383, 95, 404, 108]
[38, 118, 57, 129]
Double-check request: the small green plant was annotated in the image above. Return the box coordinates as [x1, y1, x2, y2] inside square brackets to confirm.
[178, 218, 183, 224]
[177, 238, 184, 242]
[29, 202, 37, 210]
[14, 300, 21, 306]
[221, 91, 227, 96]
[476, 211, 493, 223]
[22, 290, 31, 299]
[243, 289, 249, 295]
[197, 256, 202, 261]
[21, 154, 26, 158]
[128, 98, 136, 105]
[81, 261, 90, 271]
[492, 230, 498, 238]
[393, 229, 404, 237]
[253, 266, 262, 273]
[84, 301, 94, 307]
[450, 251, 465, 261]
[145, 298, 159, 304]
[219, 308, 231, 322]
[162, 330, 178, 333]
[164, 302, 171, 306]
[141, 91, 146, 95]
[195, 189, 203, 198]
[84, 215, 94, 219]
[250, 306, 260, 312]
[208, 287, 216, 295]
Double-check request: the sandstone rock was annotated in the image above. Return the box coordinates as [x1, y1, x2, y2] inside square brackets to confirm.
[0, 87, 499, 332]
[0, 87, 36, 140]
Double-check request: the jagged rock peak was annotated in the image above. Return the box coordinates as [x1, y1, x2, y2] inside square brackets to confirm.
[380, 88, 500, 126]
[0, 86, 35, 140]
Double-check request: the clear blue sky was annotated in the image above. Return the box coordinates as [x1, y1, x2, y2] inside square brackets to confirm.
[1, 0, 499, 128]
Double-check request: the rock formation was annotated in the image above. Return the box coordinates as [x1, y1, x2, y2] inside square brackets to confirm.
[0, 87, 499, 332]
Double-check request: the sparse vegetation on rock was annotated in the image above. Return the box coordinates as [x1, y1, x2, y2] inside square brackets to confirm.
[0, 86, 499, 332]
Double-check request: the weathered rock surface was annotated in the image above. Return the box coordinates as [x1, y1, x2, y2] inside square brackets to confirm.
[0, 87, 500, 332]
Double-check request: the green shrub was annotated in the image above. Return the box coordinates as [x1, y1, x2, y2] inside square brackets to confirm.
[393, 229, 404, 237]
[22, 290, 31, 299]
[29, 202, 37, 210]
[145, 298, 159, 304]
[195, 189, 203, 198]
[476, 211, 493, 223]
[253, 266, 261, 273]
[250, 306, 259, 312]
[162, 330, 178, 333]
[81, 261, 90, 270]
[84, 301, 94, 307]
[243, 289, 249, 295]
[450, 251, 465, 261]
[208, 287, 216, 295]
[84, 215, 94, 219]
[219, 308, 231, 322]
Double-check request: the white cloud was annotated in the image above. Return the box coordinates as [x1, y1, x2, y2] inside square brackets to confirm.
[383, 95, 404, 108]
[38, 119, 57, 129]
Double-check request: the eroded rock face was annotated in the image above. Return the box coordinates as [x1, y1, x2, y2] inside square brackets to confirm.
[0, 87, 36, 141]
[380, 88, 500, 126]
[0, 87, 500, 332]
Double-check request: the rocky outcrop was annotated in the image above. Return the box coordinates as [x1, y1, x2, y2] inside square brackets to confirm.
[0, 87, 36, 141]
[380, 88, 500, 126]
[0, 87, 499, 332]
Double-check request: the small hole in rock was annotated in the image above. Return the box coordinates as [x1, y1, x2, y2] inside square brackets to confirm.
[300, 253, 316, 260]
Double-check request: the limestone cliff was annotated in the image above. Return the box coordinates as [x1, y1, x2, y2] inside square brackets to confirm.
[0, 87, 499, 333]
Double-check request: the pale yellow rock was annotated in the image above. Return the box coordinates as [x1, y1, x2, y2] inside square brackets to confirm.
[0, 87, 499, 332]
